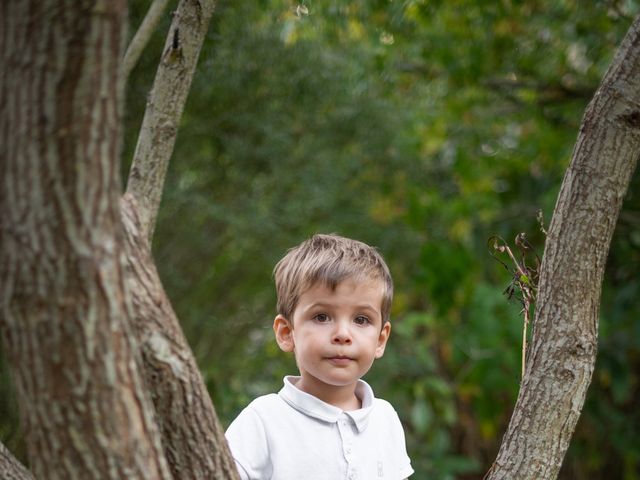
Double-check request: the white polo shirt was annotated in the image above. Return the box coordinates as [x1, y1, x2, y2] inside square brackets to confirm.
[225, 376, 413, 480]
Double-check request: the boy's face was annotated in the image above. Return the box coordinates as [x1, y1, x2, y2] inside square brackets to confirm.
[273, 277, 391, 401]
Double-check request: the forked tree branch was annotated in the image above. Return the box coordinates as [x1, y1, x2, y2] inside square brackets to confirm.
[121, 1, 238, 478]
[123, 0, 173, 80]
[121, 194, 239, 480]
[486, 14, 640, 480]
[126, 0, 216, 242]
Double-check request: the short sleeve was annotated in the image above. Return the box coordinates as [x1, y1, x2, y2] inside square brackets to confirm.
[394, 416, 414, 478]
[225, 405, 272, 480]
[380, 400, 414, 479]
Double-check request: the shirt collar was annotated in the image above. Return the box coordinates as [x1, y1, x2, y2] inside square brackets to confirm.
[278, 376, 375, 433]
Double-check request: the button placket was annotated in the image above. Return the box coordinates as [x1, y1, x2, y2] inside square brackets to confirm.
[338, 413, 357, 479]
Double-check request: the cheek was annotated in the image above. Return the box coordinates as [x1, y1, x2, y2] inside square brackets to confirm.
[291, 330, 309, 350]
[294, 332, 325, 356]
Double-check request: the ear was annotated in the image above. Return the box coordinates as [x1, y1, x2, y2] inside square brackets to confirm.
[273, 314, 295, 353]
[374, 322, 391, 359]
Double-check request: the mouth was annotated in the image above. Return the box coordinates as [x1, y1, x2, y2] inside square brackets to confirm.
[326, 355, 354, 365]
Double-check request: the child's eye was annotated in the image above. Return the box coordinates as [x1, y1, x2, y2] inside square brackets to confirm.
[313, 313, 330, 323]
[354, 315, 370, 325]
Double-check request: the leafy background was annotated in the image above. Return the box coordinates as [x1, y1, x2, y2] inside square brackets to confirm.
[2, 1, 640, 479]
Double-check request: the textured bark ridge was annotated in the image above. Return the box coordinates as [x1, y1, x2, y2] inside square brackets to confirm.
[0, 1, 172, 479]
[486, 15, 640, 480]
[121, 193, 240, 480]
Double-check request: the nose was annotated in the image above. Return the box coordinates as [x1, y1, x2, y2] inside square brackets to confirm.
[332, 320, 352, 345]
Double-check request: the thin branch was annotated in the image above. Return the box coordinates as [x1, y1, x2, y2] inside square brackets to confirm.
[489, 235, 539, 378]
[521, 298, 531, 378]
[126, 0, 216, 243]
[483, 77, 595, 103]
[123, 0, 173, 81]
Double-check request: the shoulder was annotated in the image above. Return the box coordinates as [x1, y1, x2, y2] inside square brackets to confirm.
[226, 394, 280, 433]
[246, 392, 282, 412]
[372, 397, 401, 419]
[225, 394, 283, 480]
[370, 398, 408, 441]
[227, 393, 282, 430]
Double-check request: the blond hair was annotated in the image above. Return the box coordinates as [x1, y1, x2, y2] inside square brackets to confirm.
[273, 234, 393, 323]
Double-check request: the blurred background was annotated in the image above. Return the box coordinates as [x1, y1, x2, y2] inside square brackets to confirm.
[2, 1, 639, 478]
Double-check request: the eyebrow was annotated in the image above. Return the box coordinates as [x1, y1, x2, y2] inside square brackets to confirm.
[305, 302, 381, 314]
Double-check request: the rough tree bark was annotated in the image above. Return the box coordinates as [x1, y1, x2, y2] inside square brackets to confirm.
[485, 14, 640, 480]
[0, 1, 173, 479]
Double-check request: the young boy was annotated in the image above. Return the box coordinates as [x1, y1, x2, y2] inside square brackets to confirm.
[225, 234, 413, 480]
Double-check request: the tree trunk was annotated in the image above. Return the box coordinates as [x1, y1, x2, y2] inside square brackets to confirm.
[486, 14, 640, 480]
[0, 1, 172, 478]
[2, 1, 239, 478]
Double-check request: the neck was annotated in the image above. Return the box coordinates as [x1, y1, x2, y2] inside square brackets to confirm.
[294, 378, 362, 410]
